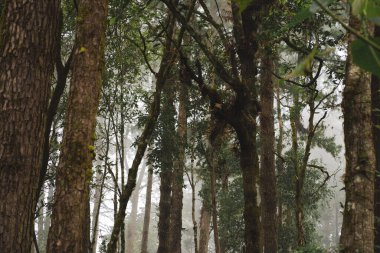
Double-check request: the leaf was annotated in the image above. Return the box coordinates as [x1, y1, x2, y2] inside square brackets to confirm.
[286, 7, 313, 29]
[109, 16, 117, 26]
[285, 0, 337, 29]
[351, 37, 380, 78]
[351, 0, 366, 16]
[366, 0, 380, 24]
[234, 0, 253, 12]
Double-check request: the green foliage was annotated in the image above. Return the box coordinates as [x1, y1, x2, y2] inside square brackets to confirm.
[278, 150, 332, 251]
[351, 37, 380, 78]
[219, 177, 245, 252]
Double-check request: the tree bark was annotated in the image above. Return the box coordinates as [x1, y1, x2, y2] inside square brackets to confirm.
[0, 0, 59, 252]
[141, 164, 154, 253]
[339, 14, 375, 253]
[46, 0, 108, 252]
[259, 55, 278, 253]
[372, 25, 380, 251]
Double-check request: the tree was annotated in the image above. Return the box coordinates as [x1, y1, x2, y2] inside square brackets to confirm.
[0, 1, 60, 252]
[259, 52, 278, 253]
[162, 1, 276, 251]
[339, 11, 376, 253]
[169, 78, 188, 253]
[46, 0, 108, 252]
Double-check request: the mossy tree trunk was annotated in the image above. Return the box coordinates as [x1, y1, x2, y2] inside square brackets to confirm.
[46, 0, 108, 252]
[259, 55, 278, 253]
[372, 25, 380, 252]
[339, 13, 375, 253]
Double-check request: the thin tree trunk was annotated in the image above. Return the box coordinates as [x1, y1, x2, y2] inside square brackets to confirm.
[126, 162, 146, 253]
[141, 164, 154, 253]
[90, 119, 110, 253]
[190, 164, 198, 253]
[169, 76, 188, 253]
[198, 197, 211, 253]
[339, 13, 375, 253]
[210, 148, 221, 253]
[0, 1, 59, 252]
[259, 55, 277, 253]
[46, 0, 108, 252]
[105, 10, 182, 251]
[37, 190, 46, 252]
[276, 80, 284, 237]
[372, 25, 380, 252]
[37, 12, 73, 201]
[290, 92, 306, 247]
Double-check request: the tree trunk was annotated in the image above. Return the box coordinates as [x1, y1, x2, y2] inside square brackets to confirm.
[372, 25, 380, 251]
[46, 0, 108, 252]
[169, 77, 188, 253]
[157, 90, 176, 253]
[210, 147, 221, 253]
[0, 0, 59, 252]
[275, 80, 284, 237]
[90, 118, 110, 253]
[290, 92, 306, 247]
[339, 14, 375, 253]
[126, 162, 146, 253]
[190, 163, 198, 253]
[235, 118, 261, 253]
[141, 165, 154, 253]
[198, 198, 211, 253]
[259, 55, 277, 253]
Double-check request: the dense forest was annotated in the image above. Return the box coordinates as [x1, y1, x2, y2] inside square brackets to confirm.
[0, 0, 380, 252]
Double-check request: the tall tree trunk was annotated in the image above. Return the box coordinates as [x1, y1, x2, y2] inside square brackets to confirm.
[372, 25, 380, 251]
[0, 0, 59, 252]
[339, 13, 375, 253]
[198, 197, 211, 253]
[169, 75, 188, 253]
[157, 89, 176, 253]
[276, 80, 284, 238]
[210, 146, 221, 253]
[259, 55, 277, 253]
[290, 92, 306, 247]
[141, 164, 154, 253]
[46, 0, 108, 252]
[126, 162, 146, 253]
[190, 161, 198, 253]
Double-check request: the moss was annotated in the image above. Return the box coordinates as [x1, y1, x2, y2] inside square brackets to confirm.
[85, 165, 93, 184]
[88, 145, 95, 152]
